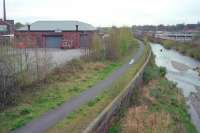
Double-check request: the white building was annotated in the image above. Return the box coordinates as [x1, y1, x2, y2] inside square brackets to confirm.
[155, 31, 194, 42]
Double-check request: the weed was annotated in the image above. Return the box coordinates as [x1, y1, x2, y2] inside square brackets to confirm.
[68, 86, 80, 93]
[109, 124, 121, 133]
[87, 96, 102, 107]
[150, 88, 162, 99]
[20, 108, 32, 115]
[11, 115, 33, 130]
[67, 112, 77, 120]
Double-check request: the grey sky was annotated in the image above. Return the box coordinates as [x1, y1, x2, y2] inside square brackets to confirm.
[1, 0, 200, 26]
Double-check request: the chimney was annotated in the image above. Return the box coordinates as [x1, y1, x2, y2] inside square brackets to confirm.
[3, 0, 6, 21]
[76, 25, 79, 32]
[27, 25, 31, 31]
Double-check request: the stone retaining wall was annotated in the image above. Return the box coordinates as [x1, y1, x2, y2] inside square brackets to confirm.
[83, 46, 152, 133]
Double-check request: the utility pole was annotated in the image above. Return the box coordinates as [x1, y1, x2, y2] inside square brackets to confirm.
[3, 0, 6, 21]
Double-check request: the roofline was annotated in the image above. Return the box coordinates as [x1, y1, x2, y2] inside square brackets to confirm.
[15, 30, 96, 32]
[17, 20, 96, 31]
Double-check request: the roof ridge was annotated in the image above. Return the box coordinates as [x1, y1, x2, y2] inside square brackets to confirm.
[17, 20, 96, 31]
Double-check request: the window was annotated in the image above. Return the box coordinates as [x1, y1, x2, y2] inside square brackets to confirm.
[0, 25, 7, 32]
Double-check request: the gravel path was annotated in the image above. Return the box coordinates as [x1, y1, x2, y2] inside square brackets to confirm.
[12, 41, 145, 133]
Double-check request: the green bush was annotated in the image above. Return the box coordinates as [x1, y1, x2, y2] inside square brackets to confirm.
[159, 67, 166, 77]
[109, 125, 121, 133]
[143, 65, 166, 83]
[150, 88, 162, 99]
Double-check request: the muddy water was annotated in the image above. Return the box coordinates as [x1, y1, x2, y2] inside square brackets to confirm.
[151, 43, 200, 132]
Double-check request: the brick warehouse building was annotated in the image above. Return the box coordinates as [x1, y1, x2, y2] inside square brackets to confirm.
[15, 21, 96, 48]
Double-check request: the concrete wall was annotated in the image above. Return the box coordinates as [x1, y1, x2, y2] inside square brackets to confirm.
[83, 48, 152, 133]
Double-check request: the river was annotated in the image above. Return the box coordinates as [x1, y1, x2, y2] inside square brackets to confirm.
[151, 43, 200, 132]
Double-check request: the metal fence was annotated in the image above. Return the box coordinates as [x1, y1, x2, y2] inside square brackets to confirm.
[0, 37, 52, 109]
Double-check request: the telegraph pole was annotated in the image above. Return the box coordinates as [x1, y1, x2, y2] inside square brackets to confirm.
[3, 0, 6, 21]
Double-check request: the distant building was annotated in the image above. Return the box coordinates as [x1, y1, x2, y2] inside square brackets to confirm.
[15, 21, 96, 48]
[155, 31, 195, 42]
[0, 0, 15, 36]
[0, 19, 14, 35]
[133, 24, 200, 42]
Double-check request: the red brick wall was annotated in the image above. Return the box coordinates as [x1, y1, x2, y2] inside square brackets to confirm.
[63, 32, 80, 48]
[15, 31, 81, 48]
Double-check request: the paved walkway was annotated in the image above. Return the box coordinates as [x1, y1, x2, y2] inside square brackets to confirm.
[13, 41, 144, 133]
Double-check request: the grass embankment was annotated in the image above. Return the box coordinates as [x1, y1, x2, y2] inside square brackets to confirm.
[0, 43, 140, 133]
[161, 40, 200, 60]
[109, 58, 197, 133]
[0, 27, 139, 133]
[0, 60, 122, 133]
[45, 42, 150, 133]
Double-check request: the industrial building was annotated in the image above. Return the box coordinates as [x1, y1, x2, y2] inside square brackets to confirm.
[0, 0, 15, 36]
[15, 21, 95, 48]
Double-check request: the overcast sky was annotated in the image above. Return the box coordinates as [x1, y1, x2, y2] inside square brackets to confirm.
[1, 0, 200, 26]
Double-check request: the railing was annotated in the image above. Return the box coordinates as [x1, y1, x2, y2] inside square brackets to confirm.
[83, 43, 152, 133]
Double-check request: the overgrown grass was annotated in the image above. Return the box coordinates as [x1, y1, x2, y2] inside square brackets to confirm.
[0, 59, 121, 133]
[0, 27, 140, 133]
[119, 57, 197, 133]
[45, 42, 150, 133]
[0, 41, 140, 133]
[149, 79, 197, 133]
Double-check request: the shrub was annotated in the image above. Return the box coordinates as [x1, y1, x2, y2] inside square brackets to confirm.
[143, 65, 166, 83]
[150, 88, 162, 99]
[109, 125, 121, 133]
[159, 67, 166, 77]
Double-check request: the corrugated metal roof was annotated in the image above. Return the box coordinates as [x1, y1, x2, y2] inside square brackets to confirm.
[17, 21, 96, 31]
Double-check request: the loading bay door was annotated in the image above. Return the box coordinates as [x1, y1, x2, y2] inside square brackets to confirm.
[45, 36, 63, 48]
